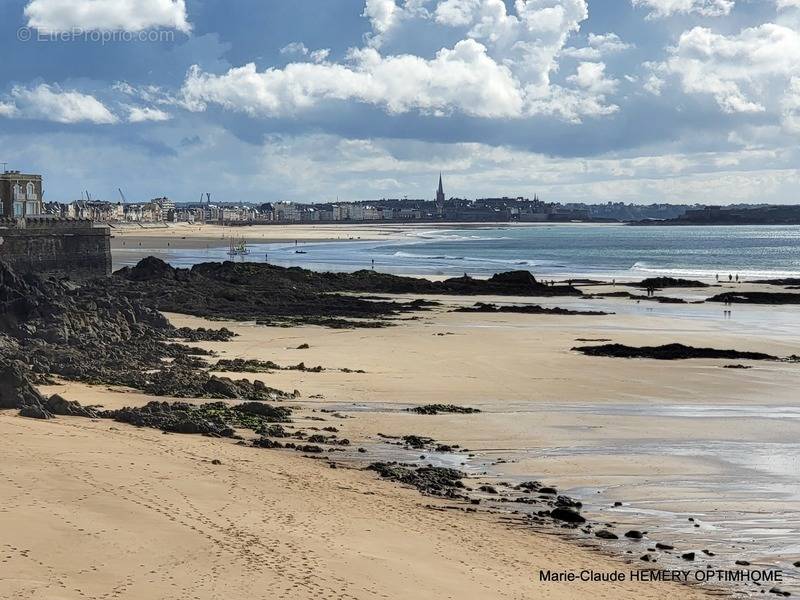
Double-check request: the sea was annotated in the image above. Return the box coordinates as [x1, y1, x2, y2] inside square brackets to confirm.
[117, 223, 800, 280]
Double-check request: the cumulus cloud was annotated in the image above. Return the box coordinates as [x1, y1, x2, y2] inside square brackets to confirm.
[430, 0, 589, 90]
[183, 40, 525, 118]
[631, 0, 734, 18]
[24, 0, 191, 33]
[663, 24, 800, 114]
[781, 77, 800, 132]
[127, 105, 172, 123]
[183, 1, 616, 123]
[280, 42, 331, 63]
[562, 32, 633, 60]
[363, 0, 401, 33]
[567, 62, 619, 94]
[643, 74, 665, 95]
[0, 84, 118, 124]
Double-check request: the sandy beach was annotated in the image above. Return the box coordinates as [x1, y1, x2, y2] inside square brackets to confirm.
[6, 279, 800, 598]
[4, 223, 800, 598]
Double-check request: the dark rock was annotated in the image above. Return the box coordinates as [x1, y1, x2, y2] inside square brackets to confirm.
[634, 277, 708, 289]
[402, 435, 434, 449]
[709, 291, 800, 305]
[555, 495, 582, 509]
[19, 404, 52, 419]
[595, 530, 619, 540]
[550, 508, 585, 524]
[655, 543, 674, 550]
[407, 404, 481, 415]
[538, 487, 558, 495]
[45, 394, 98, 418]
[572, 342, 778, 362]
[681, 552, 695, 561]
[624, 530, 644, 539]
[736, 560, 750, 566]
[0, 360, 45, 409]
[252, 437, 284, 449]
[233, 402, 292, 422]
[453, 302, 608, 316]
[516, 481, 542, 492]
[367, 462, 465, 496]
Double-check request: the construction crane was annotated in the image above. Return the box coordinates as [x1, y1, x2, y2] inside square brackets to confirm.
[118, 188, 127, 205]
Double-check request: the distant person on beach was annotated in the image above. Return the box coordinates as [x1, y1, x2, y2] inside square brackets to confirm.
[736, 274, 739, 283]
[729, 274, 732, 282]
[715, 274, 719, 282]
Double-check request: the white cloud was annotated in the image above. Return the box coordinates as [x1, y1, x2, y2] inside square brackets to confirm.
[664, 24, 800, 114]
[631, 0, 734, 18]
[280, 42, 310, 56]
[0, 84, 118, 124]
[430, 0, 589, 91]
[781, 77, 800, 132]
[280, 42, 331, 63]
[0, 102, 18, 118]
[127, 105, 171, 123]
[643, 74, 665, 95]
[567, 62, 619, 94]
[777, 0, 800, 8]
[562, 32, 633, 60]
[363, 0, 401, 34]
[24, 0, 191, 33]
[184, 1, 614, 123]
[183, 40, 526, 119]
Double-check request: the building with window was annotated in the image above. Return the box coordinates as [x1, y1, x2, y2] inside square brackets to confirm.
[0, 171, 44, 218]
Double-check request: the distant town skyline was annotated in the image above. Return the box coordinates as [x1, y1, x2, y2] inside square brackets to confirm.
[3, 1, 800, 205]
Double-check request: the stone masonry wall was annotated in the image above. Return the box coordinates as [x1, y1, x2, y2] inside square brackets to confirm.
[0, 218, 111, 279]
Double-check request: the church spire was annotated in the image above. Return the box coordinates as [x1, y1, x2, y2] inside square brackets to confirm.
[436, 172, 445, 203]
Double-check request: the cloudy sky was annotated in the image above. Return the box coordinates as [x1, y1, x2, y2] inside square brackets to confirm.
[2, 0, 800, 204]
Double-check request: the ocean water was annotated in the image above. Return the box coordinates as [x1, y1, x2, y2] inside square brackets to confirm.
[119, 224, 800, 280]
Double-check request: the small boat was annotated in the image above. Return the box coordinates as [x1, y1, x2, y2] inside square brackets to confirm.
[228, 237, 250, 256]
[295, 250, 307, 254]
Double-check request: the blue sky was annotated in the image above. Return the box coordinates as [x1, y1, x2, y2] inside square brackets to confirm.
[1, 0, 799, 204]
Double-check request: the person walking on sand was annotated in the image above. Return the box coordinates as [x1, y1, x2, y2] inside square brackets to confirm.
[729, 274, 733, 282]
[716, 274, 719, 282]
[736, 274, 739, 283]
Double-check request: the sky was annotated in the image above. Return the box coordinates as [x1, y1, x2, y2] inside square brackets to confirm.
[1, 0, 800, 205]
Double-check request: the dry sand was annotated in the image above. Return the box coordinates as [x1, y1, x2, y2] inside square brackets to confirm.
[0, 396, 711, 600]
[0, 294, 754, 599]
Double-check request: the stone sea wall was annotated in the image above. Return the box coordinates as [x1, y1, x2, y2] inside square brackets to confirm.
[0, 217, 111, 279]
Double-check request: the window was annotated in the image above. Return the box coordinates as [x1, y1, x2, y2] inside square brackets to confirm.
[12, 184, 21, 200]
[26, 182, 37, 200]
[26, 201, 39, 215]
[13, 202, 24, 217]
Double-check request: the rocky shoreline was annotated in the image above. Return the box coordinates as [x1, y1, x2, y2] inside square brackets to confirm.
[1, 257, 794, 598]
